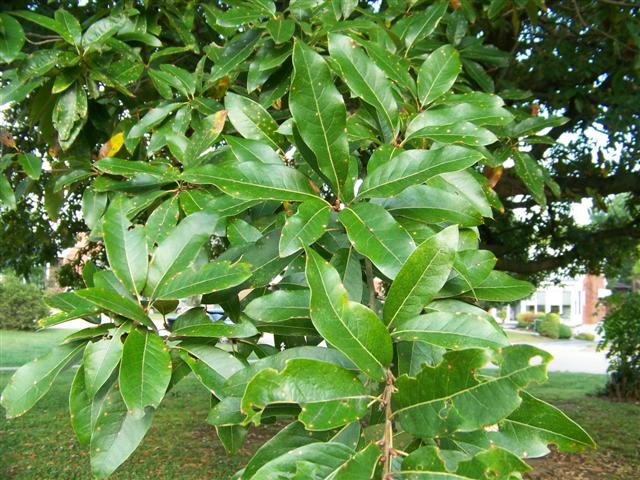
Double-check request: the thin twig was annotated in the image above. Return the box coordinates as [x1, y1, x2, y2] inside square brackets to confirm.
[381, 369, 397, 479]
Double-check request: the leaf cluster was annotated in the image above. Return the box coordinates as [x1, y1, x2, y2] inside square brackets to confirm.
[0, 1, 595, 478]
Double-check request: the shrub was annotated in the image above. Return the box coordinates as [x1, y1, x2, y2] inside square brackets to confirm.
[576, 332, 596, 341]
[516, 312, 536, 328]
[598, 293, 640, 400]
[558, 323, 572, 339]
[0, 272, 50, 330]
[536, 313, 561, 339]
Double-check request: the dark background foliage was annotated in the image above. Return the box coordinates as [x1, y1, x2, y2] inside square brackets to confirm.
[1, 0, 639, 284]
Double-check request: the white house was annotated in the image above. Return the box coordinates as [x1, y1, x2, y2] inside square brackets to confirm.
[514, 274, 609, 326]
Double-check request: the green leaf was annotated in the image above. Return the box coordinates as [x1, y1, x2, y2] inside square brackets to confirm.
[462, 58, 495, 92]
[382, 184, 483, 227]
[15, 153, 39, 180]
[155, 260, 252, 300]
[209, 30, 260, 82]
[103, 197, 148, 297]
[83, 325, 127, 397]
[290, 41, 350, 198]
[241, 422, 333, 478]
[127, 102, 182, 144]
[40, 291, 101, 327]
[182, 160, 319, 202]
[513, 150, 546, 206]
[180, 189, 257, 217]
[226, 136, 281, 166]
[397, 341, 444, 376]
[159, 64, 196, 96]
[367, 144, 403, 174]
[333, 0, 358, 19]
[440, 249, 497, 298]
[183, 111, 227, 168]
[406, 104, 513, 138]
[339, 203, 415, 279]
[456, 447, 531, 479]
[331, 247, 363, 302]
[1, 342, 84, 418]
[405, 121, 498, 146]
[75, 288, 154, 328]
[418, 45, 462, 106]
[177, 341, 245, 395]
[54, 9, 82, 46]
[280, 200, 331, 257]
[399, 445, 452, 477]
[81, 189, 107, 231]
[227, 218, 262, 245]
[358, 146, 483, 199]
[0, 14, 24, 63]
[222, 346, 356, 398]
[0, 77, 46, 107]
[63, 324, 114, 344]
[455, 391, 595, 460]
[328, 33, 398, 142]
[11, 11, 64, 42]
[94, 158, 172, 178]
[249, 441, 359, 479]
[335, 443, 381, 478]
[492, 391, 595, 456]
[216, 423, 248, 455]
[18, 49, 65, 80]
[435, 170, 493, 218]
[359, 39, 416, 96]
[241, 358, 371, 430]
[69, 366, 93, 446]
[0, 175, 16, 210]
[82, 16, 124, 50]
[383, 225, 458, 328]
[225, 92, 284, 151]
[472, 271, 535, 302]
[392, 311, 508, 349]
[509, 115, 569, 137]
[145, 212, 222, 300]
[305, 248, 392, 381]
[119, 328, 171, 413]
[240, 229, 300, 287]
[144, 197, 180, 248]
[52, 83, 87, 148]
[90, 385, 154, 478]
[393, 345, 552, 438]
[402, 2, 448, 51]
[245, 290, 310, 323]
[171, 320, 259, 339]
[266, 17, 295, 44]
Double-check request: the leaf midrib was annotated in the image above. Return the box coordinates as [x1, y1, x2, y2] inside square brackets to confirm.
[308, 253, 384, 376]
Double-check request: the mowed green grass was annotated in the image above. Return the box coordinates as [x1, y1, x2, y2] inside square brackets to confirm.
[0, 330, 638, 479]
[0, 329, 74, 367]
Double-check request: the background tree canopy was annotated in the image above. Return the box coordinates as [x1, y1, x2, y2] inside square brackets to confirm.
[1, 0, 639, 282]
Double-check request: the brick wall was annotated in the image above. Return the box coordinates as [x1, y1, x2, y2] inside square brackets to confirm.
[582, 274, 606, 324]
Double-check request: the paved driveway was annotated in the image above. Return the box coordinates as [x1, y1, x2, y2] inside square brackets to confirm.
[514, 338, 609, 374]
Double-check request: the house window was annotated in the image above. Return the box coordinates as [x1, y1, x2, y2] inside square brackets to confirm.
[550, 306, 560, 313]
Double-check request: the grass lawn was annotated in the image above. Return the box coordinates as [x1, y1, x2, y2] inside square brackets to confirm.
[0, 330, 638, 479]
[0, 329, 75, 367]
[505, 329, 549, 343]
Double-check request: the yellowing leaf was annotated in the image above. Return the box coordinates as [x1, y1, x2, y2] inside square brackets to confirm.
[98, 132, 125, 159]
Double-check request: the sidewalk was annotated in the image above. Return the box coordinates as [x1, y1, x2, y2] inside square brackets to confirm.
[512, 337, 609, 374]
